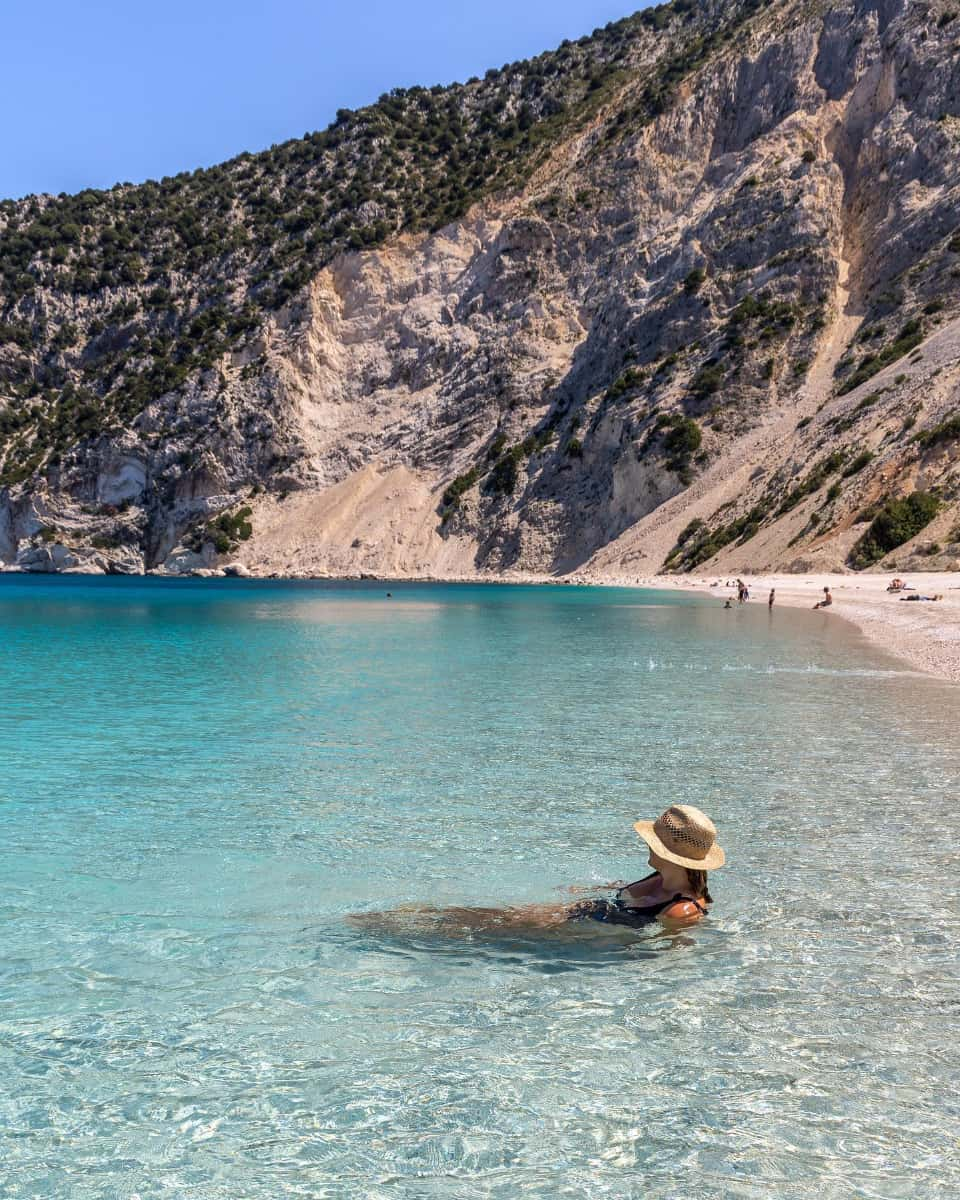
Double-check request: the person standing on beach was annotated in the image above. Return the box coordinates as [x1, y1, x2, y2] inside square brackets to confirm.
[768, 589, 775, 608]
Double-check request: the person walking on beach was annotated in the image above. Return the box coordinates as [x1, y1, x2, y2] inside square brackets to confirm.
[814, 586, 832, 609]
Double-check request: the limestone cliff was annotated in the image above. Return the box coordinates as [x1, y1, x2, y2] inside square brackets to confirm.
[1, 0, 959, 578]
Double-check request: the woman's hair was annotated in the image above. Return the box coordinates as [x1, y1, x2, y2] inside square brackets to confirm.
[685, 869, 713, 904]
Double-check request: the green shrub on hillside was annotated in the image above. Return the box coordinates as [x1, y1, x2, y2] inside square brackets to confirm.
[776, 451, 845, 515]
[838, 320, 924, 394]
[606, 367, 645, 401]
[689, 365, 723, 398]
[442, 466, 482, 510]
[683, 267, 706, 293]
[663, 417, 702, 472]
[913, 412, 960, 450]
[848, 492, 940, 568]
[191, 505, 254, 555]
[486, 451, 521, 496]
[842, 450, 874, 477]
[663, 499, 772, 570]
[676, 517, 705, 545]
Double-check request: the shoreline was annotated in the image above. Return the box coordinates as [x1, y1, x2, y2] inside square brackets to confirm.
[620, 571, 960, 684]
[4, 565, 959, 684]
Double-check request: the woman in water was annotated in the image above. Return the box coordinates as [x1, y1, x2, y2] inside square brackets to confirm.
[565, 804, 723, 928]
[350, 804, 724, 938]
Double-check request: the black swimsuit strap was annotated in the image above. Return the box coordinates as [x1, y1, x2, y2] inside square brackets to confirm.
[615, 873, 708, 916]
[618, 872, 708, 916]
[616, 891, 708, 917]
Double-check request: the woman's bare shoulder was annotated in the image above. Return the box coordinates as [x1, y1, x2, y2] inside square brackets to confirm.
[619, 874, 660, 902]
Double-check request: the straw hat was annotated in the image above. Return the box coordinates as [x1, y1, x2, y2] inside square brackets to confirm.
[634, 804, 725, 870]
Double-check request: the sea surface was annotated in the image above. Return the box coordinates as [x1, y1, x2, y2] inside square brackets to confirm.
[1, 577, 958, 1199]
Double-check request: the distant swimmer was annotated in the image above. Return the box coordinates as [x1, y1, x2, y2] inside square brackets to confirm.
[813, 587, 833, 609]
[349, 805, 725, 939]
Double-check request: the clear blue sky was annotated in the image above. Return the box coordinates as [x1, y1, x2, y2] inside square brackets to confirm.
[3, 0, 639, 200]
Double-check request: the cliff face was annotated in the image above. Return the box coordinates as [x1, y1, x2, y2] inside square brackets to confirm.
[2, 0, 960, 578]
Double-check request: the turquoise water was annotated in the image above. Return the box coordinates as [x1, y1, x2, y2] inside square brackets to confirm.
[1, 577, 959, 1199]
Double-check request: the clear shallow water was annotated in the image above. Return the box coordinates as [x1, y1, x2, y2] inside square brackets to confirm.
[1, 577, 958, 1199]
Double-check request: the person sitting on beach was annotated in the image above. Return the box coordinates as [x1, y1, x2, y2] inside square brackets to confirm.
[723, 598, 733, 609]
[814, 587, 833, 609]
[349, 806, 724, 939]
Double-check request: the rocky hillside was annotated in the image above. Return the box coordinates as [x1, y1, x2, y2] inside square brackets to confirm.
[2, 0, 960, 577]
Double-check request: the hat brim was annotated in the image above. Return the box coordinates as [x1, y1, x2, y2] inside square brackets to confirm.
[634, 820, 725, 870]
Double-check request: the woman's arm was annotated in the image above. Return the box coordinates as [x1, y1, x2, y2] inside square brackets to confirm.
[563, 880, 626, 895]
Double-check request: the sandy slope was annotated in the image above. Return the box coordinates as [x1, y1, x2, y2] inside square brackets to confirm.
[243, 464, 479, 579]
